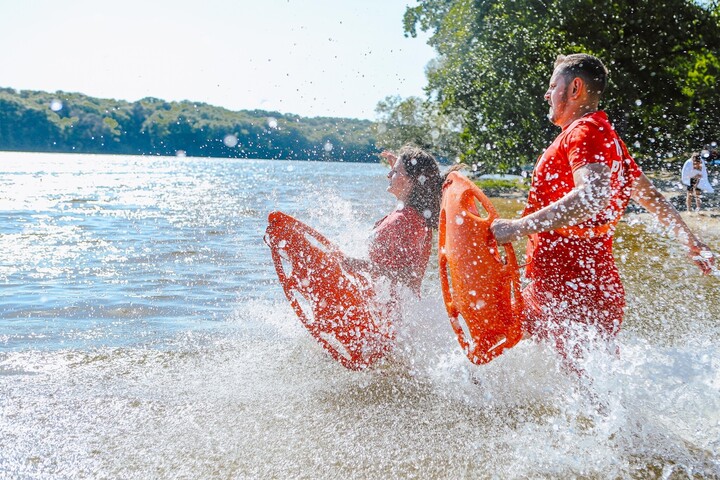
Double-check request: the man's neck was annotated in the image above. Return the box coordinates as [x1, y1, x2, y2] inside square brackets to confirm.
[560, 104, 599, 129]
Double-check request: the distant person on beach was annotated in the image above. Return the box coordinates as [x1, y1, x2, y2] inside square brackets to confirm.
[342, 145, 460, 297]
[490, 53, 714, 358]
[682, 152, 714, 211]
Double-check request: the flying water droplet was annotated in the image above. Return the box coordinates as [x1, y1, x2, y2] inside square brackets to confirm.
[223, 134, 238, 148]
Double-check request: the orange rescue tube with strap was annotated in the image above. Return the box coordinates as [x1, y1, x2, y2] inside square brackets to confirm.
[265, 211, 393, 370]
[438, 172, 523, 364]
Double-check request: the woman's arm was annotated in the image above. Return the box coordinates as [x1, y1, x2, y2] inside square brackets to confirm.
[340, 254, 409, 284]
[380, 151, 398, 168]
[340, 256, 376, 274]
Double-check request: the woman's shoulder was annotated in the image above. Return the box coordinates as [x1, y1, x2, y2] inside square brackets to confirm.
[394, 205, 427, 226]
[375, 206, 425, 231]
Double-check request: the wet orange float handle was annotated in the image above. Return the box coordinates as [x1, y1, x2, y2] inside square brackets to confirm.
[438, 172, 523, 365]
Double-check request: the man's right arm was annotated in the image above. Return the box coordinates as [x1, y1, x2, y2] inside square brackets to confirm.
[491, 162, 612, 244]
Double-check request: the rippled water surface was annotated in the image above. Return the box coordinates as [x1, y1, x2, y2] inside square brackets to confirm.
[1, 152, 719, 478]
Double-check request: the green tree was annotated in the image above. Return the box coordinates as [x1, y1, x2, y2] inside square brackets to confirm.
[0, 97, 62, 151]
[404, 0, 720, 172]
[0, 89, 381, 161]
[375, 96, 431, 149]
[375, 94, 462, 162]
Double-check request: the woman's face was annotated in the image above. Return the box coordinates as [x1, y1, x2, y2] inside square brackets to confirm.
[387, 157, 413, 201]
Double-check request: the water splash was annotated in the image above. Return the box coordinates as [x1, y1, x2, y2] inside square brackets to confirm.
[223, 134, 239, 148]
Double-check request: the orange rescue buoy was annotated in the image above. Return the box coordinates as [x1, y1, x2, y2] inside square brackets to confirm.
[438, 172, 523, 364]
[265, 211, 393, 370]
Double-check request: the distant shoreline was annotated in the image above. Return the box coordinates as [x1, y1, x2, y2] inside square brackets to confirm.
[0, 149, 381, 163]
[0, 87, 380, 162]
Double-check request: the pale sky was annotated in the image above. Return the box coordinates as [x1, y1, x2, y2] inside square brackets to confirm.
[0, 0, 436, 120]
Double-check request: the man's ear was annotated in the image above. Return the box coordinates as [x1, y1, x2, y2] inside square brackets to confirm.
[570, 78, 583, 98]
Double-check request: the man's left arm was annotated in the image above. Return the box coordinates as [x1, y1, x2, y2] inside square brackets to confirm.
[631, 173, 714, 274]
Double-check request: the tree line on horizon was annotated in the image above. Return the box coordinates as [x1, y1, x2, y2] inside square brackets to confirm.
[0, 88, 380, 162]
[374, 0, 720, 174]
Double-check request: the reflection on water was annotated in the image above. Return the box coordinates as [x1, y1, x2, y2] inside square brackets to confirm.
[1, 152, 719, 478]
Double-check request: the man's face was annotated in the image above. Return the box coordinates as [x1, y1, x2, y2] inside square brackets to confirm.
[544, 68, 572, 127]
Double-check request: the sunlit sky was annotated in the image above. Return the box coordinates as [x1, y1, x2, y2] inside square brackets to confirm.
[0, 0, 436, 120]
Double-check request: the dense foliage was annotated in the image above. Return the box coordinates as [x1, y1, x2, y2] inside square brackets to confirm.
[0, 88, 379, 162]
[374, 95, 463, 163]
[398, 0, 720, 172]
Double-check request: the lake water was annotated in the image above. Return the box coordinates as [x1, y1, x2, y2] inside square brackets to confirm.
[1, 151, 719, 478]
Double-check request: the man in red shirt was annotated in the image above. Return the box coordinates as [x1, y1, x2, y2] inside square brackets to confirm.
[491, 53, 714, 354]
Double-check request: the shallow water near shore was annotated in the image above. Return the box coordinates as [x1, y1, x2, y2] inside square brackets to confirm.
[1, 152, 719, 478]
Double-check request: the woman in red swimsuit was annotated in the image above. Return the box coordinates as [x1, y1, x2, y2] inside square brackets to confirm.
[343, 145, 457, 297]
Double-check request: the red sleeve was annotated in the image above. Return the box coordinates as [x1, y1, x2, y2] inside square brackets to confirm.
[565, 120, 642, 189]
[565, 121, 615, 172]
[563, 119, 643, 227]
